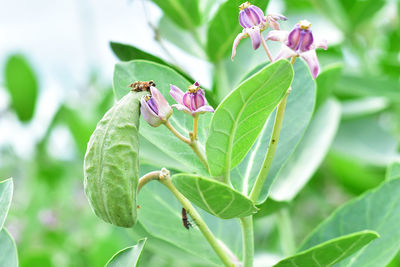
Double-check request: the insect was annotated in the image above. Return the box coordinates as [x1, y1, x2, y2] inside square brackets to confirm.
[182, 208, 192, 230]
[129, 80, 156, 92]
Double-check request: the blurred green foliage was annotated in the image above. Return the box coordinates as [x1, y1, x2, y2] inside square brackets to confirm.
[0, 0, 399, 266]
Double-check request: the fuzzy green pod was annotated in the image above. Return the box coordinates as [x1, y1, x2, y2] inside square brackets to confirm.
[84, 90, 147, 228]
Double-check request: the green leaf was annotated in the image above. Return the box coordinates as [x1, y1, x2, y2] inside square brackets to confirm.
[231, 60, 315, 203]
[270, 99, 341, 202]
[149, 0, 201, 30]
[338, 0, 385, 29]
[206, 60, 293, 177]
[334, 74, 400, 102]
[137, 175, 241, 266]
[341, 97, 389, 119]
[4, 54, 38, 122]
[332, 116, 399, 166]
[386, 162, 400, 181]
[105, 238, 147, 267]
[113, 60, 210, 175]
[0, 178, 13, 230]
[0, 228, 18, 267]
[110, 42, 193, 82]
[315, 63, 342, 109]
[206, 0, 269, 61]
[273, 231, 378, 267]
[299, 178, 400, 267]
[172, 174, 257, 219]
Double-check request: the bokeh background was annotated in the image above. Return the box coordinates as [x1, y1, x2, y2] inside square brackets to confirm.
[0, 0, 399, 266]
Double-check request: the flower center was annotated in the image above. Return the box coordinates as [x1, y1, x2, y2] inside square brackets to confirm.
[239, 1, 251, 11]
[299, 20, 311, 30]
[188, 85, 200, 94]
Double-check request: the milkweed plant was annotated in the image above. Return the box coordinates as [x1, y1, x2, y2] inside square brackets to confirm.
[83, 1, 389, 266]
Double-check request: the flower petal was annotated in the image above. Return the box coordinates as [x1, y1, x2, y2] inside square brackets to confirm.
[140, 96, 162, 127]
[172, 104, 192, 115]
[246, 27, 261, 50]
[194, 105, 215, 114]
[275, 45, 297, 61]
[232, 31, 246, 60]
[266, 30, 289, 42]
[300, 49, 320, 79]
[150, 86, 171, 120]
[182, 92, 192, 110]
[312, 39, 328, 50]
[169, 85, 185, 105]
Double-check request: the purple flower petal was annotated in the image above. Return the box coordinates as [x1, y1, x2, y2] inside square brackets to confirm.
[192, 91, 205, 110]
[172, 104, 192, 115]
[182, 92, 191, 110]
[150, 86, 171, 119]
[300, 50, 320, 79]
[169, 85, 185, 105]
[266, 30, 289, 42]
[140, 96, 162, 127]
[312, 39, 328, 50]
[239, 10, 253, 28]
[232, 32, 246, 60]
[274, 45, 297, 61]
[246, 27, 261, 50]
[194, 105, 214, 114]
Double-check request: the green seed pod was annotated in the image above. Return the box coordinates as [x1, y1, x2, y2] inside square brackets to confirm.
[84, 90, 148, 228]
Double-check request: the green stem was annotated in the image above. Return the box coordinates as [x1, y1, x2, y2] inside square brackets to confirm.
[240, 216, 254, 267]
[164, 120, 191, 144]
[137, 170, 162, 193]
[249, 57, 297, 202]
[277, 208, 296, 256]
[189, 140, 209, 172]
[159, 176, 235, 267]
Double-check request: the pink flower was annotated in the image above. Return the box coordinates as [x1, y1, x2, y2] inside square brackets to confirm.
[140, 86, 172, 127]
[231, 2, 287, 60]
[266, 20, 328, 78]
[169, 82, 214, 116]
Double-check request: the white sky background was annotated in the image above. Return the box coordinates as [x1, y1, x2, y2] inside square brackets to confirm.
[0, 0, 342, 159]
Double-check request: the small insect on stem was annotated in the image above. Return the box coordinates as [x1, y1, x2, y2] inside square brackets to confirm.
[129, 80, 156, 92]
[182, 208, 192, 230]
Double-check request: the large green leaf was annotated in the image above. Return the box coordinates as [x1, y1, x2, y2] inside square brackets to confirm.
[105, 238, 147, 267]
[0, 229, 18, 267]
[113, 60, 210, 175]
[315, 63, 342, 109]
[110, 42, 193, 82]
[206, 60, 293, 177]
[137, 175, 242, 266]
[172, 174, 257, 219]
[231, 60, 315, 203]
[270, 99, 341, 202]
[4, 54, 38, 122]
[149, 0, 201, 30]
[386, 162, 400, 181]
[206, 0, 269, 61]
[273, 231, 378, 267]
[0, 178, 13, 230]
[299, 178, 400, 267]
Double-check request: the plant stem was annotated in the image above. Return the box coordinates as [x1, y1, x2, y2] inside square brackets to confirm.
[159, 176, 235, 267]
[137, 170, 162, 192]
[277, 208, 296, 256]
[164, 120, 191, 144]
[240, 216, 254, 267]
[193, 115, 199, 140]
[249, 57, 297, 202]
[261, 35, 273, 62]
[189, 139, 210, 172]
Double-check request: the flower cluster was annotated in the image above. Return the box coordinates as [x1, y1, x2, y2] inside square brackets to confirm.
[140, 82, 213, 127]
[232, 2, 327, 78]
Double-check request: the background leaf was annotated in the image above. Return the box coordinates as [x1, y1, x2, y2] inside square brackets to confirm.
[0, 178, 13, 230]
[206, 60, 293, 177]
[105, 238, 147, 267]
[172, 174, 257, 219]
[273, 230, 378, 267]
[206, 0, 269, 61]
[270, 99, 341, 202]
[113, 60, 210, 175]
[0, 229, 18, 267]
[299, 178, 400, 267]
[149, 0, 201, 30]
[231, 60, 315, 203]
[4, 54, 38, 122]
[386, 162, 400, 181]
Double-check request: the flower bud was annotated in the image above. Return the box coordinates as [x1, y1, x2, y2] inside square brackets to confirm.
[287, 20, 314, 52]
[239, 2, 266, 28]
[140, 86, 172, 127]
